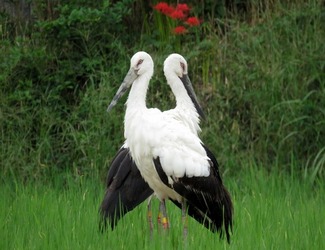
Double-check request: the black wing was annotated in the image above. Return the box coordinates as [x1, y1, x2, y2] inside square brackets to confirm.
[99, 147, 153, 231]
[153, 144, 233, 243]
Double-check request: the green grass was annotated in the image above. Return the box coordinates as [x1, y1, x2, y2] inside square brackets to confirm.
[1, 167, 324, 249]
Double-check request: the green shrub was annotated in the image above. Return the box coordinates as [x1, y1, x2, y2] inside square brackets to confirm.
[0, 0, 134, 180]
[197, 3, 324, 178]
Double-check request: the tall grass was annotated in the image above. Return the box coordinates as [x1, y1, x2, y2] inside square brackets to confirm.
[1, 166, 324, 249]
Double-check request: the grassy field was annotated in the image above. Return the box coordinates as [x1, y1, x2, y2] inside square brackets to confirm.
[0, 1, 324, 249]
[1, 166, 324, 250]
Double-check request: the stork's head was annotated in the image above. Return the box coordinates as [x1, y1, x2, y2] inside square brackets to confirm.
[107, 51, 154, 112]
[130, 51, 154, 77]
[164, 53, 205, 119]
[164, 53, 188, 78]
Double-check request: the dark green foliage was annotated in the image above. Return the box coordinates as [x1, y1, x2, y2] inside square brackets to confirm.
[214, 7, 325, 172]
[0, 0, 134, 180]
[0, 0, 324, 181]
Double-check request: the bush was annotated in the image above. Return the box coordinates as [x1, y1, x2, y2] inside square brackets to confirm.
[0, 0, 134, 180]
[197, 3, 324, 177]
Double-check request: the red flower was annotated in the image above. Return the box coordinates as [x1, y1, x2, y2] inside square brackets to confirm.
[153, 2, 174, 16]
[170, 9, 185, 20]
[176, 3, 190, 13]
[186, 17, 200, 26]
[153, 2, 201, 35]
[173, 26, 187, 34]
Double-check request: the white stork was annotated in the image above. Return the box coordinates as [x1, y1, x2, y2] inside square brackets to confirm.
[99, 52, 233, 242]
[99, 53, 204, 230]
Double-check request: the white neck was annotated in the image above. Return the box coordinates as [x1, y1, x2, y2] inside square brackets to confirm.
[124, 72, 152, 141]
[165, 72, 201, 134]
[166, 73, 198, 115]
[126, 73, 151, 111]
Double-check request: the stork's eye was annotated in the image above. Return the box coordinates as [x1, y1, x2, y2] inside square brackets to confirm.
[180, 62, 185, 72]
[137, 59, 144, 67]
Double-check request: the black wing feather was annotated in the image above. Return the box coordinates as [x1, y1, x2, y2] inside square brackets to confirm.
[153, 145, 233, 243]
[153, 157, 218, 231]
[99, 147, 153, 231]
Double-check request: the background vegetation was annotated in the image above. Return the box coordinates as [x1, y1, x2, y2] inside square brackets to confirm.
[1, 0, 324, 182]
[1, 0, 324, 249]
[0, 0, 325, 179]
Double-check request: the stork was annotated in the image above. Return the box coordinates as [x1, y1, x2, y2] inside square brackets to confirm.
[100, 52, 233, 242]
[99, 53, 204, 231]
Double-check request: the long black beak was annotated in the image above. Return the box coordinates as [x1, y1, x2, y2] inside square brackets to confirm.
[179, 74, 205, 119]
[107, 68, 138, 112]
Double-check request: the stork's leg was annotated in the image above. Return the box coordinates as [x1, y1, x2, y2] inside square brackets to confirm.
[158, 199, 169, 230]
[157, 201, 162, 225]
[182, 200, 188, 238]
[147, 196, 153, 237]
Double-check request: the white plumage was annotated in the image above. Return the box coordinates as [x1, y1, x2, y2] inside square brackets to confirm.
[110, 52, 210, 202]
[162, 53, 202, 135]
[104, 52, 233, 242]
